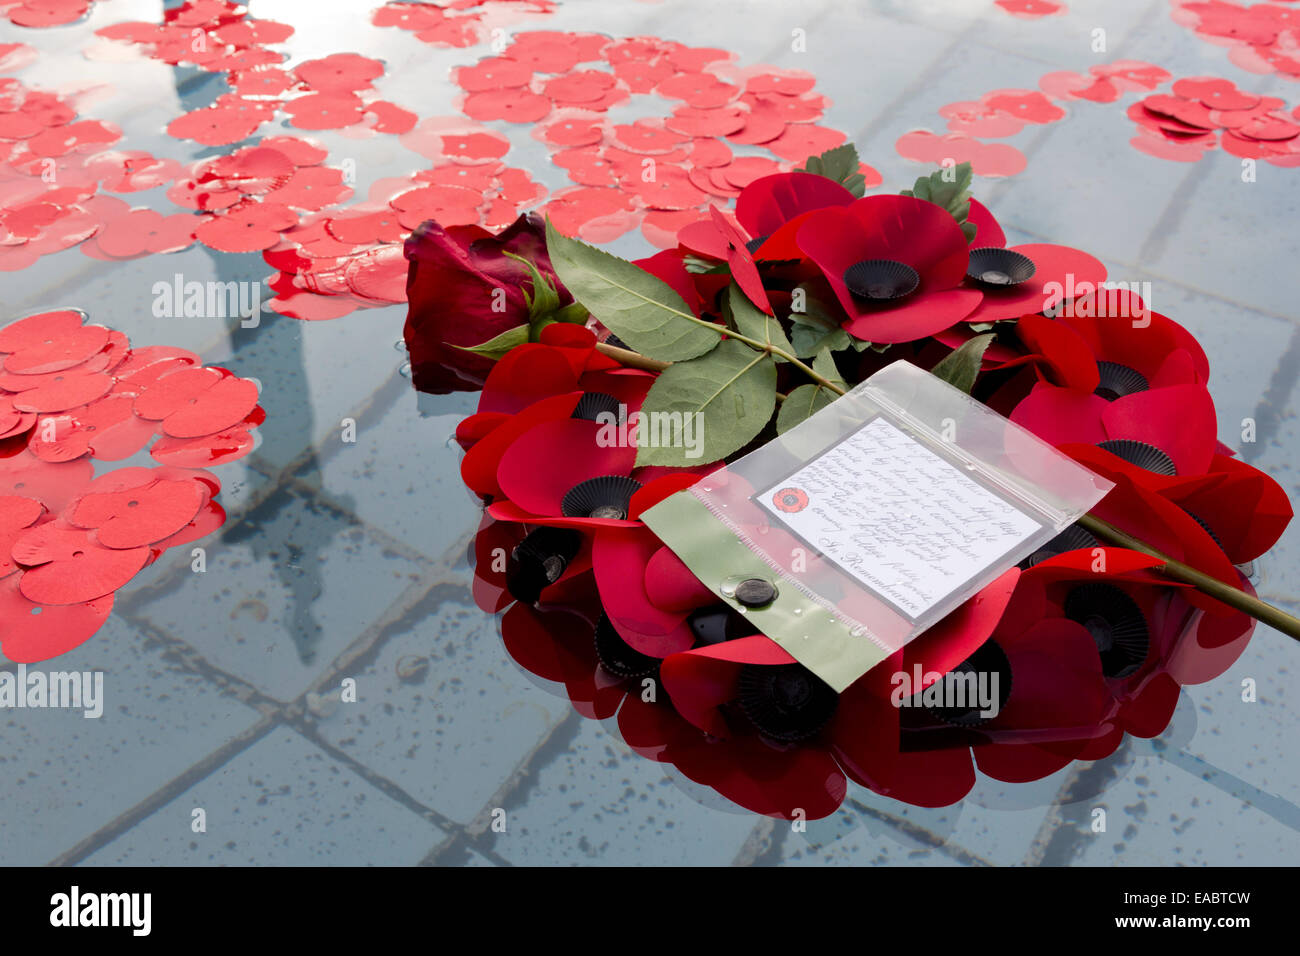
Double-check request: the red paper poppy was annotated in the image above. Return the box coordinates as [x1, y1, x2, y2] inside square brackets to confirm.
[0, 309, 105, 374]
[995, 0, 1065, 18]
[295, 53, 384, 93]
[26, 395, 154, 462]
[734, 171, 856, 239]
[284, 92, 366, 131]
[958, 203, 1108, 324]
[85, 208, 196, 259]
[895, 130, 1027, 178]
[167, 99, 274, 146]
[133, 365, 260, 438]
[195, 200, 298, 252]
[0, 576, 112, 664]
[149, 406, 262, 468]
[797, 194, 983, 343]
[12, 523, 149, 605]
[65, 471, 202, 550]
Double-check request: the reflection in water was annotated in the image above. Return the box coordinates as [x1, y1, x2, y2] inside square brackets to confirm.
[164, 0, 357, 663]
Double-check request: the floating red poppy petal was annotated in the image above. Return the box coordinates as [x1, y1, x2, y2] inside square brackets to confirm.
[133, 365, 220, 421]
[0, 308, 105, 373]
[1119, 671, 1181, 738]
[149, 420, 257, 468]
[159, 374, 259, 439]
[69, 476, 205, 548]
[14, 523, 149, 605]
[11, 369, 113, 413]
[0, 576, 112, 664]
[462, 89, 552, 124]
[665, 105, 746, 138]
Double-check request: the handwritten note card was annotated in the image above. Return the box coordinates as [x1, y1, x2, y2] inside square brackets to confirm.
[757, 418, 1042, 620]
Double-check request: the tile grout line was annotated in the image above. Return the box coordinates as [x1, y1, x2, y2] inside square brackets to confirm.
[1239, 325, 1300, 466]
[49, 559, 476, 864]
[419, 710, 586, 866]
[48, 715, 281, 866]
[280, 717, 468, 846]
[843, 798, 996, 867]
[1023, 738, 1135, 866]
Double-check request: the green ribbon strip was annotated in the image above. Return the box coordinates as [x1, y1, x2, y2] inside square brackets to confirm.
[641, 490, 891, 693]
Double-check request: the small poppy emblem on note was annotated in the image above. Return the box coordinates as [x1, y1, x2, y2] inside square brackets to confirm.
[772, 487, 809, 513]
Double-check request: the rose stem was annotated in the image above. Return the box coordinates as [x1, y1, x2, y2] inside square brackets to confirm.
[1077, 514, 1300, 642]
[594, 342, 669, 371]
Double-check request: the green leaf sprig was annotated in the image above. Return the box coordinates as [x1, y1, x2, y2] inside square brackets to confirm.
[901, 161, 977, 243]
[795, 143, 868, 198]
[454, 251, 588, 359]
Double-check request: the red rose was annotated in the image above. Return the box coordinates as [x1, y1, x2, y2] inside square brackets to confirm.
[402, 213, 572, 394]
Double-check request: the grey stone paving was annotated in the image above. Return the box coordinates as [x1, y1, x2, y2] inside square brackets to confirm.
[0, 0, 1297, 865]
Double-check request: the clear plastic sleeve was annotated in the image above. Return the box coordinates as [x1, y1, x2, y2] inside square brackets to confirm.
[641, 359, 1114, 691]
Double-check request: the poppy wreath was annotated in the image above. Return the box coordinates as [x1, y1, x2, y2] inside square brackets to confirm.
[406, 145, 1293, 817]
[0, 308, 264, 664]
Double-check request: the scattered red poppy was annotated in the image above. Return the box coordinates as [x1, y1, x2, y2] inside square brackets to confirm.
[895, 130, 1028, 177]
[0, 308, 262, 662]
[1128, 76, 1300, 166]
[1172, 0, 1300, 81]
[995, 0, 1066, 18]
[2, 0, 94, 28]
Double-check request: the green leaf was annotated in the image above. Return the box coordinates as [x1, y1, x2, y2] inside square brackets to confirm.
[901, 161, 975, 238]
[634, 338, 777, 466]
[503, 251, 561, 321]
[811, 347, 844, 383]
[796, 143, 868, 198]
[929, 333, 994, 394]
[544, 218, 721, 362]
[776, 348, 848, 433]
[452, 323, 530, 360]
[787, 281, 842, 328]
[725, 283, 792, 360]
[789, 321, 850, 357]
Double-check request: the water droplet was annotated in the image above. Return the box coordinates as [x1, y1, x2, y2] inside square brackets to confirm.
[849, 625, 865, 637]
[444, 434, 459, 449]
[394, 339, 408, 352]
[792, 608, 802, 616]
[964, 463, 977, 471]
[720, 584, 736, 597]
[398, 362, 412, 378]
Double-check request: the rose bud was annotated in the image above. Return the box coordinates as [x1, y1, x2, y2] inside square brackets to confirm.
[402, 213, 574, 394]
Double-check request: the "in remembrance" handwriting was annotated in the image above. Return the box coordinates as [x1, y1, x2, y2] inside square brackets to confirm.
[759, 418, 1041, 619]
